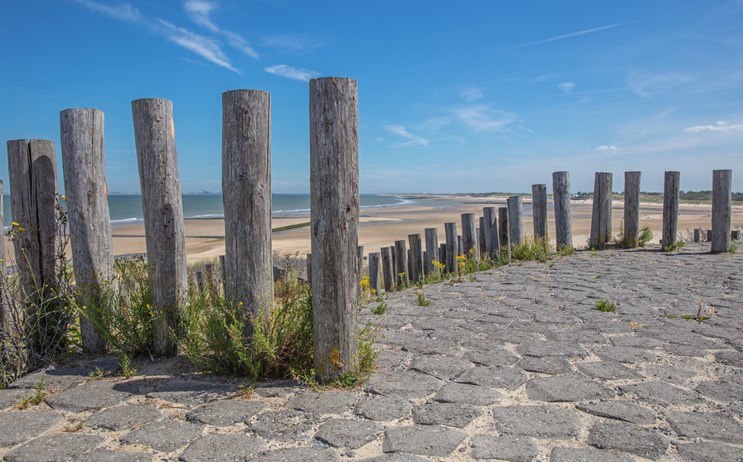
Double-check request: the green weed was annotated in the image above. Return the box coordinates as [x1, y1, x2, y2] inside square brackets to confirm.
[594, 299, 616, 313]
[638, 226, 654, 247]
[416, 291, 431, 307]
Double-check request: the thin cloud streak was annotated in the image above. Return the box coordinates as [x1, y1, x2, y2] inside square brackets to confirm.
[74, 0, 142, 22]
[159, 20, 240, 73]
[385, 125, 429, 147]
[265, 64, 319, 81]
[451, 104, 518, 132]
[513, 21, 632, 49]
[183, 0, 258, 58]
[685, 120, 743, 132]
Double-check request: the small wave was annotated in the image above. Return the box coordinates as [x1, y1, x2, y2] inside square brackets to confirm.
[189, 214, 224, 219]
[111, 217, 141, 224]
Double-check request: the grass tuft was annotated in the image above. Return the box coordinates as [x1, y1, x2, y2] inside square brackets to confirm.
[594, 299, 616, 313]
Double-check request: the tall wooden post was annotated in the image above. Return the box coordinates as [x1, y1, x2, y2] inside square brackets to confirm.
[131, 99, 187, 357]
[60, 108, 114, 354]
[662, 171, 680, 250]
[424, 227, 439, 275]
[623, 171, 641, 248]
[444, 222, 458, 273]
[532, 184, 547, 240]
[368, 252, 381, 293]
[552, 171, 572, 249]
[507, 196, 523, 246]
[0, 180, 5, 332]
[381, 247, 395, 292]
[0, 180, 4, 273]
[589, 172, 613, 248]
[394, 240, 409, 287]
[498, 207, 511, 261]
[711, 169, 732, 253]
[408, 234, 423, 283]
[478, 217, 487, 257]
[222, 90, 273, 328]
[310, 77, 359, 382]
[483, 206, 499, 258]
[461, 213, 478, 262]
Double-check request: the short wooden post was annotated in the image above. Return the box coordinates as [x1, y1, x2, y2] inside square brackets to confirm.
[394, 240, 409, 286]
[706, 230, 712, 242]
[711, 169, 732, 253]
[589, 172, 613, 248]
[60, 108, 114, 354]
[552, 171, 573, 249]
[222, 90, 273, 332]
[368, 252, 381, 293]
[483, 206, 499, 258]
[305, 253, 312, 285]
[424, 227, 439, 275]
[408, 234, 423, 283]
[381, 247, 395, 292]
[444, 222, 458, 273]
[0, 180, 5, 332]
[732, 230, 741, 241]
[195, 270, 205, 293]
[623, 171, 641, 248]
[507, 196, 523, 246]
[132, 98, 188, 357]
[478, 218, 486, 257]
[357, 246, 365, 277]
[693, 229, 702, 243]
[439, 243, 447, 269]
[204, 263, 215, 292]
[662, 171, 680, 250]
[457, 235, 464, 256]
[532, 184, 547, 240]
[219, 254, 226, 294]
[0, 180, 4, 272]
[309, 77, 359, 382]
[498, 207, 511, 261]
[461, 213, 478, 262]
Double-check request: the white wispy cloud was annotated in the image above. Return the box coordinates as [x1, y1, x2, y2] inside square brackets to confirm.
[74, 0, 142, 22]
[262, 34, 325, 52]
[184, 0, 258, 58]
[559, 82, 576, 93]
[385, 125, 429, 147]
[461, 87, 484, 103]
[158, 20, 240, 73]
[451, 105, 518, 132]
[595, 145, 623, 153]
[513, 21, 632, 49]
[265, 64, 319, 81]
[627, 71, 695, 98]
[685, 120, 743, 133]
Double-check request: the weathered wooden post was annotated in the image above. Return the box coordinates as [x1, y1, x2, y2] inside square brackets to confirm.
[357, 246, 364, 277]
[661, 171, 680, 250]
[498, 207, 511, 261]
[394, 240, 409, 287]
[552, 171, 572, 249]
[309, 77, 359, 382]
[457, 235, 464, 256]
[623, 171, 641, 248]
[424, 227, 439, 275]
[0, 180, 6, 332]
[711, 169, 732, 253]
[305, 253, 312, 285]
[439, 243, 447, 269]
[532, 184, 547, 240]
[444, 223, 458, 273]
[706, 230, 712, 242]
[368, 252, 381, 293]
[483, 206, 499, 258]
[132, 98, 188, 357]
[507, 196, 523, 246]
[381, 247, 395, 292]
[732, 230, 741, 241]
[222, 90, 273, 333]
[60, 108, 114, 354]
[478, 218, 486, 257]
[589, 172, 613, 248]
[693, 229, 702, 243]
[195, 270, 205, 293]
[408, 234, 423, 283]
[219, 254, 226, 294]
[0, 180, 4, 271]
[461, 213, 478, 262]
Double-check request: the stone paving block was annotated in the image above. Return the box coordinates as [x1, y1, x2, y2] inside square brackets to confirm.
[364, 370, 444, 399]
[588, 420, 669, 460]
[288, 390, 358, 415]
[410, 354, 474, 380]
[0, 411, 62, 447]
[620, 381, 705, 406]
[248, 409, 316, 443]
[642, 364, 697, 383]
[714, 349, 743, 366]
[576, 400, 656, 425]
[525, 374, 614, 402]
[455, 366, 527, 390]
[120, 419, 202, 452]
[695, 380, 743, 403]
[576, 361, 639, 380]
[464, 347, 520, 367]
[252, 379, 301, 398]
[665, 411, 743, 444]
[545, 328, 606, 344]
[549, 447, 633, 462]
[45, 380, 132, 412]
[354, 395, 412, 421]
[3, 433, 104, 462]
[383, 425, 466, 457]
[85, 404, 162, 431]
[608, 335, 663, 349]
[86, 449, 152, 461]
[145, 379, 236, 405]
[10, 357, 120, 391]
[517, 356, 573, 374]
[470, 435, 537, 461]
[0, 389, 32, 410]
[185, 399, 264, 426]
[357, 455, 428, 462]
[491, 405, 581, 439]
[676, 441, 743, 462]
[594, 346, 657, 363]
[400, 337, 461, 355]
[433, 382, 501, 406]
[252, 447, 340, 461]
[411, 402, 480, 428]
[179, 433, 265, 461]
[517, 340, 588, 358]
[314, 418, 382, 449]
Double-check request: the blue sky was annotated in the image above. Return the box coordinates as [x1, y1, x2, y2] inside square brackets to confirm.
[1, 1, 742, 194]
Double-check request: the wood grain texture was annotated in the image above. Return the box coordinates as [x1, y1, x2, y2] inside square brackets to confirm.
[368, 252, 380, 293]
[482, 206, 499, 258]
[478, 218, 486, 257]
[507, 196, 523, 246]
[461, 213, 478, 262]
[589, 172, 613, 248]
[309, 77, 359, 382]
[662, 171, 680, 250]
[498, 207, 511, 261]
[444, 222, 458, 274]
[711, 169, 732, 253]
[394, 240, 409, 286]
[531, 184, 547, 239]
[623, 171, 641, 248]
[381, 246, 395, 292]
[552, 171, 572, 249]
[131, 99, 187, 357]
[424, 227, 439, 275]
[60, 108, 114, 354]
[408, 234, 423, 283]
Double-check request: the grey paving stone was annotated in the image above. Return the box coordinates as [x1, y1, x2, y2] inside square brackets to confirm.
[4, 433, 104, 462]
[45, 380, 132, 412]
[383, 425, 466, 457]
[464, 347, 520, 367]
[517, 356, 573, 374]
[620, 382, 705, 406]
[85, 404, 162, 431]
[695, 379, 743, 403]
[10, 357, 120, 391]
[676, 441, 743, 462]
[660, 343, 708, 357]
[545, 328, 606, 344]
[412, 402, 480, 428]
[410, 354, 474, 380]
[643, 364, 697, 383]
[314, 418, 382, 449]
[517, 340, 588, 358]
[252, 447, 340, 461]
[588, 420, 669, 460]
[145, 379, 236, 405]
[455, 366, 527, 390]
[288, 390, 358, 415]
[433, 382, 501, 406]
[714, 349, 743, 366]
[549, 447, 633, 462]
[576, 361, 639, 380]
[665, 411, 743, 444]
[357, 455, 428, 462]
[248, 409, 316, 443]
[576, 400, 656, 425]
[525, 374, 614, 402]
[86, 449, 153, 461]
[594, 346, 657, 363]
[491, 405, 581, 439]
[120, 419, 202, 452]
[179, 433, 265, 461]
[252, 379, 301, 398]
[185, 399, 264, 426]
[0, 389, 32, 410]
[470, 435, 537, 461]
[354, 395, 412, 421]
[0, 411, 62, 447]
[364, 370, 445, 399]
[609, 335, 663, 349]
